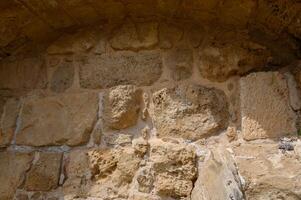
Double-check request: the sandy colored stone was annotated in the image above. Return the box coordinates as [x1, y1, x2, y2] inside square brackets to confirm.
[240, 72, 297, 140]
[164, 46, 193, 81]
[0, 98, 19, 147]
[191, 147, 244, 200]
[0, 57, 47, 90]
[16, 92, 98, 146]
[79, 50, 162, 89]
[50, 61, 74, 93]
[198, 33, 271, 82]
[149, 139, 197, 198]
[0, 151, 33, 200]
[47, 28, 99, 54]
[110, 20, 158, 50]
[152, 83, 229, 140]
[25, 152, 62, 191]
[159, 22, 183, 49]
[103, 85, 142, 130]
[233, 141, 301, 199]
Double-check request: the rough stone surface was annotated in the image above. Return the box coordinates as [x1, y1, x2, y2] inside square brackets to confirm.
[79, 50, 162, 89]
[191, 146, 244, 200]
[234, 141, 301, 199]
[158, 22, 183, 49]
[50, 61, 74, 93]
[16, 92, 98, 146]
[25, 152, 62, 191]
[240, 72, 297, 140]
[164, 46, 193, 81]
[110, 20, 158, 50]
[0, 152, 33, 200]
[0, 57, 47, 90]
[0, 98, 19, 147]
[103, 85, 142, 130]
[152, 84, 229, 140]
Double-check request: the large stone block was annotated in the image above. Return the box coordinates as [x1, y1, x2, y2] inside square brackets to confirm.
[79, 50, 162, 89]
[0, 57, 47, 90]
[103, 85, 142, 130]
[0, 152, 33, 200]
[16, 92, 98, 146]
[240, 72, 297, 140]
[110, 20, 158, 50]
[24, 152, 62, 191]
[0, 98, 19, 147]
[151, 84, 229, 140]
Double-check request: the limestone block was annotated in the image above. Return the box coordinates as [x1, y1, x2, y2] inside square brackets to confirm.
[50, 60, 74, 93]
[152, 84, 229, 140]
[240, 72, 297, 140]
[0, 98, 19, 147]
[164, 46, 193, 81]
[158, 22, 183, 49]
[16, 92, 98, 146]
[0, 152, 33, 200]
[24, 152, 62, 191]
[103, 85, 142, 130]
[110, 20, 158, 50]
[79, 50, 162, 89]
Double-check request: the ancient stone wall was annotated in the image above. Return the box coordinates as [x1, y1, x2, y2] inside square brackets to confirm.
[0, 2, 301, 200]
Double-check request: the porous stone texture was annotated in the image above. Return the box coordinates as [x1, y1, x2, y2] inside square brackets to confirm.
[0, 152, 33, 200]
[103, 85, 142, 130]
[79, 50, 162, 89]
[152, 83, 229, 140]
[1, 2, 301, 199]
[240, 72, 297, 140]
[16, 92, 98, 146]
[24, 152, 62, 191]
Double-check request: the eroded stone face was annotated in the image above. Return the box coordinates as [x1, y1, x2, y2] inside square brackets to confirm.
[16, 92, 98, 146]
[0, 152, 33, 200]
[152, 84, 229, 140]
[50, 60, 74, 93]
[79, 51, 162, 89]
[240, 72, 297, 140]
[24, 152, 62, 191]
[110, 20, 158, 50]
[103, 85, 142, 130]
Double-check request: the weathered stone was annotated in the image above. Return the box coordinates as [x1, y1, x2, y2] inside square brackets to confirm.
[240, 72, 297, 140]
[0, 57, 47, 90]
[110, 20, 158, 50]
[159, 22, 183, 49]
[0, 98, 19, 147]
[152, 84, 229, 140]
[149, 139, 197, 198]
[47, 28, 98, 54]
[233, 141, 301, 199]
[136, 166, 154, 193]
[164, 46, 193, 81]
[79, 50, 162, 89]
[104, 134, 132, 146]
[198, 33, 271, 82]
[25, 152, 62, 191]
[16, 92, 98, 146]
[103, 85, 142, 130]
[0, 152, 33, 200]
[191, 147, 244, 200]
[50, 61, 74, 93]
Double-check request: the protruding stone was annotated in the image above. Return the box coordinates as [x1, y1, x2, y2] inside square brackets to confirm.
[240, 72, 297, 140]
[0, 98, 19, 147]
[152, 84, 229, 140]
[0, 152, 33, 200]
[79, 50, 162, 89]
[110, 20, 158, 50]
[164, 46, 193, 81]
[16, 92, 98, 146]
[24, 152, 62, 191]
[103, 85, 142, 130]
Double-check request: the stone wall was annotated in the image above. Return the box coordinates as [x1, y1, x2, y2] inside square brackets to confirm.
[0, 17, 301, 200]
